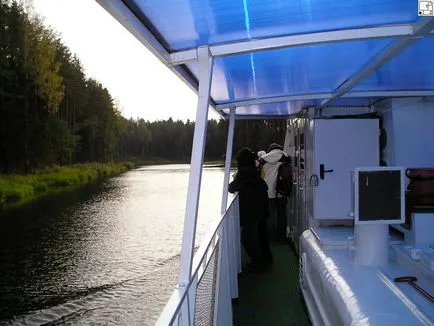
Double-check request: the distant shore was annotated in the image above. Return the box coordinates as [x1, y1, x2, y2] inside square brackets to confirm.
[136, 158, 227, 166]
[0, 160, 228, 210]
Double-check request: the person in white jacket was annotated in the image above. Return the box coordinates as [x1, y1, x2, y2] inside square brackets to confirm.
[259, 143, 291, 240]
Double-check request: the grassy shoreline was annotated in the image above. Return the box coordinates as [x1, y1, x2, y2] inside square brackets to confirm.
[0, 160, 228, 210]
[0, 163, 131, 208]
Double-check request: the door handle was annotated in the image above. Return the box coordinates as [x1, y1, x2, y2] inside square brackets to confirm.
[320, 164, 334, 180]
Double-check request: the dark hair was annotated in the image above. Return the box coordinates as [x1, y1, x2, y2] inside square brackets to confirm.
[236, 147, 256, 167]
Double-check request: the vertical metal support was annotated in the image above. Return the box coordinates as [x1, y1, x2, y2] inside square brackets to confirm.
[219, 107, 239, 300]
[221, 107, 236, 215]
[179, 46, 213, 287]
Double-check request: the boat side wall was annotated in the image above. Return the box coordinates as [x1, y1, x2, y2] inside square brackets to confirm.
[299, 230, 366, 325]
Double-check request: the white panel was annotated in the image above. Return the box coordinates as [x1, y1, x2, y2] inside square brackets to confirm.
[390, 98, 434, 167]
[413, 213, 434, 245]
[313, 119, 379, 220]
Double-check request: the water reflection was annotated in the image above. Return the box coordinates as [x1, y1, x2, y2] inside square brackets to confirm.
[0, 165, 224, 325]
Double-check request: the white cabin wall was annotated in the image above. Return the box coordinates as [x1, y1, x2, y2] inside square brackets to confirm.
[377, 97, 434, 167]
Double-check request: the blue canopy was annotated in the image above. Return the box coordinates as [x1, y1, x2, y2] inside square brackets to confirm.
[97, 0, 434, 118]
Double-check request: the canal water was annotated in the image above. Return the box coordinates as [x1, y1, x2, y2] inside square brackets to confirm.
[0, 165, 226, 325]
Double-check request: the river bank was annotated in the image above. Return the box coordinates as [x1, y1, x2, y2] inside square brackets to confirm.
[0, 163, 130, 209]
[0, 160, 227, 210]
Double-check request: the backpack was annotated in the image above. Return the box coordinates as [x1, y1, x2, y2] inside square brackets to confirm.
[276, 161, 293, 197]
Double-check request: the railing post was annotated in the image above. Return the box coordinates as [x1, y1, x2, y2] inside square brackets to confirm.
[214, 221, 233, 326]
[234, 198, 242, 273]
[186, 276, 198, 325]
[178, 46, 213, 324]
[228, 202, 239, 299]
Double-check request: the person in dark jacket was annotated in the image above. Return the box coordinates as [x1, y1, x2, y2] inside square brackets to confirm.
[228, 147, 272, 271]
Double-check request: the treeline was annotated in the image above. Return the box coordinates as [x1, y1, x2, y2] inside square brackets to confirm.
[0, 1, 286, 173]
[142, 118, 287, 162]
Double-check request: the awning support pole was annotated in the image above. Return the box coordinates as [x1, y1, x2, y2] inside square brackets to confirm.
[179, 46, 213, 286]
[221, 107, 236, 215]
[220, 106, 239, 303]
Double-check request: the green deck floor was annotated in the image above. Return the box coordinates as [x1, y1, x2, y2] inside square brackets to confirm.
[232, 241, 311, 326]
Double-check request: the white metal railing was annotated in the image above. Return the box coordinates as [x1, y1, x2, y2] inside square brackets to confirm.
[157, 195, 241, 326]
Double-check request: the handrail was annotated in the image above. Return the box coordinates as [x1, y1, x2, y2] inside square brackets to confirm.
[157, 288, 188, 325]
[156, 194, 239, 325]
[192, 195, 237, 273]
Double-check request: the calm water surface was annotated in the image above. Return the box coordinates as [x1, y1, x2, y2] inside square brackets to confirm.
[0, 165, 225, 325]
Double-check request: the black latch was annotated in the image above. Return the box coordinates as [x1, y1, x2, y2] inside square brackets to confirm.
[320, 164, 334, 180]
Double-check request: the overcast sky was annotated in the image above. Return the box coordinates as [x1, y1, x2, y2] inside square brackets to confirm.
[32, 0, 218, 122]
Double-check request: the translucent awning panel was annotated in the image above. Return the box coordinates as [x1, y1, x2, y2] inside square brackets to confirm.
[125, 0, 417, 51]
[100, 1, 433, 117]
[354, 37, 434, 92]
[186, 39, 393, 104]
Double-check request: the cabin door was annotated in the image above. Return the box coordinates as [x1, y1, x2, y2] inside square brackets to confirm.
[313, 119, 379, 220]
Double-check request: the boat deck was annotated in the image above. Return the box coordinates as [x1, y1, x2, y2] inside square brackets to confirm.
[232, 241, 311, 326]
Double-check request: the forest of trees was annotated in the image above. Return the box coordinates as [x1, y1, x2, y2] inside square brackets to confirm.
[0, 1, 286, 173]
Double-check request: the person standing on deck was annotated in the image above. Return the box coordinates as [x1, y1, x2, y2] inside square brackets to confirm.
[228, 147, 271, 271]
[256, 149, 273, 262]
[260, 143, 291, 240]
